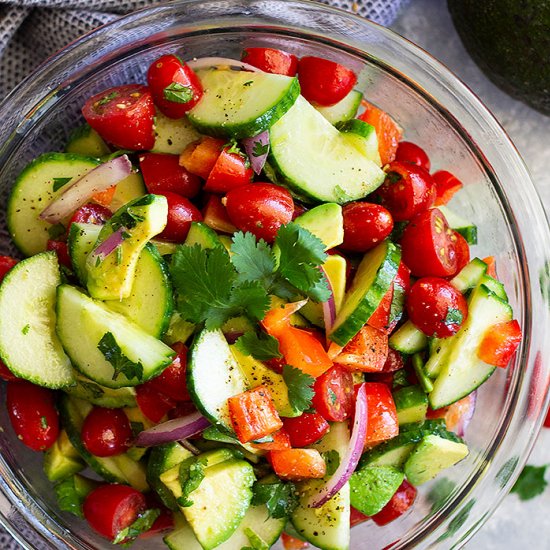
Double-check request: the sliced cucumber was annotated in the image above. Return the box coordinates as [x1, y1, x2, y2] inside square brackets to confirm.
[56, 285, 175, 388]
[294, 203, 344, 250]
[65, 124, 110, 157]
[315, 89, 363, 125]
[188, 329, 249, 431]
[184, 221, 222, 249]
[0, 252, 73, 388]
[63, 372, 137, 408]
[336, 119, 381, 166]
[329, 241, 400, 346]
[267, 96, 385, 204]
[480, 274, 508, 301]
[429, 284, 513, 409]
[389, 320, 428, 354]
[437, 205, 477, 245]
[152, 111, 201, 154]
[450, 257, 487, 293]
[291, 422, 350, 550]
[7, 153, 100, 256]
[189, 69, 300, 139]
[68, 222, 102, 284]
[393, 385, 429, 425]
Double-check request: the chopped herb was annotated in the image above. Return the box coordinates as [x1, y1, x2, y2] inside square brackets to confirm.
[282, 365, 315, 414]
[328, 388, 338, 405]
[54, 476, 95, 519]
[21, 324, 30, 335]
[113, 508, 160, 545]
[231, 231, 276, 287]
[130, 421, 144, 438]
[111, 207, 144, 232]
[78, 380, 104, 399]
[252, 140, 269, 157]
[40, 416, 48, 429]
[444, 308, 464, 327]
[163, 82, 194, 104]
[115, 246, 123, 266]
[235, 330, 281, 361]
[244, 527, 269, 550]
[386, 171, 402, 184]
[251, 479, 298, 519]
[178, 457, 206, 507]
[97, 91, 118, 106]
[511, 464, 548, 501]
[243, 80, 254, 87]
[322, 450, 340, 476]
[97, 332, 144, 381]
[224, 138, 245, 157]
[52, 177, 72, 192]
[392, 369, 409, 389]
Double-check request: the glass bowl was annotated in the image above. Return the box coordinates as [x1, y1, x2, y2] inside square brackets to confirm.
[0, 1, 549, 548]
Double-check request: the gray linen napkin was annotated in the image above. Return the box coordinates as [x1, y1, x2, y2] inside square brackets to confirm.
[0, 0, 408, 547]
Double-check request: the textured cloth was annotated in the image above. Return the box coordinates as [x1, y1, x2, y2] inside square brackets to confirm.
[0, 0, 407, 548]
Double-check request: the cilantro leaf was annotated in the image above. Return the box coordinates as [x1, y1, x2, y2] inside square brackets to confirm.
[252, 140, 269, 157]
[231, 231, 275, 286]
[163, 82, 194, 104]
[444, 308, 464, 327]
[178, 457, 206, 507]
[54, 476, 96, 518]
[282, 365, 315, 414]
[235, 330, 281, 361]
[97, 332, 144, 381]
[230, 281, 271, 324]
[97, 91, 118, 106]
[251, 480, 298, 519]
[52, 177, 72, 192]
[322, 450, 341, 476]
[113, 508, 160, 545]
[511, 464, 548, 500]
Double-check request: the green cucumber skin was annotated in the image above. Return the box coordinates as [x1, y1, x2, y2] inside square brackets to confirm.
[315, 90, 363, 125]
[330, 241, 401, 346]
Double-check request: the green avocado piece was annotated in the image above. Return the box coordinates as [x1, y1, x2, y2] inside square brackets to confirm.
[448, 0, 550, 115]
[43, 430, 85, 482]
[294, 203, 344, 250]
[86, 194, 168, 300]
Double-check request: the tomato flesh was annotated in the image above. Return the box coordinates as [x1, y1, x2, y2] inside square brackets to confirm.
[281, 532, 309, 550]
[202, 194, 238, 234]
[147, 342, 190, 401]
[395, 141, 431, 171]
[407, 277, 468, 338]
[341, 202, 394, 253]
[242, 47, 298, 76]
[204, 148, 253, 193]
[0, 255, 18, 281]
[451, 231, 471, 277]
[312, 366, 354, 422]
[68, 203, 112, 228]
[0, 360, 19, 382]
[46, 239, 72, 269]
[180, 137, 225, 180]
[432, 170, 463, 206]
[7, 381, 59, 451]
[82, 84, 155, 150]
[283, 412, 330, 447]
[361, 382, 399, 446]
[156, 191, 202, 242]
[81, 407, 132, 457]
[370, 480, 417, 525]
[136, 384, 176, 423]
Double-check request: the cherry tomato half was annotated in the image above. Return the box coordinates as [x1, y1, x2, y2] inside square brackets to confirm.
[370, 479, 417, 526]
[204, 148, 253, 194]
[180, 137, 225, 180]
[139, 153, 201, 198]
[0, 360, 19, 382]
[452, 231, 471, 277]
[283, 412, 330, 447]
[46, 239, 72, 269]
[202, 194, 238, 234]
[395, 141, 431, 171]
[136, 384, 176, 424]
[0, 255, 18, 281]
[7, 381, 59, 451]
[242, 47, 298, 76]
[225, 183, 294, 242]
[407, 277, 468, 338]
[83, 484, 146, 540]
[147, 343, 190, 402]
[82, 84, 155, 150]
[68, 203, 112, 229]
[298, 56, 357, 106]
[156, 191, 202, 243]
[341, 202, 394, 253]
[362, 382, 399, 446]
[147, 54, 203, 118]
[81, 407, 132, 457]
[312, 366, 355, 422]
[400, 208, 458, 277]
[432, 170, 463, 206]
[377, 161, 435, 222]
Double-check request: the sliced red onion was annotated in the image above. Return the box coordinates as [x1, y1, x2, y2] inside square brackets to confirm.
[134, 411, 210, 447]
[320, 266, 337, 332]
[88, 227, 125, 264]
[242, 131, 270, 175]
[454, 391, 477, 438]
[187, 57, 261, 73]
[224, 330, 245, 345]
[309, 384, 368, 508]
[40, 155, 132, 224]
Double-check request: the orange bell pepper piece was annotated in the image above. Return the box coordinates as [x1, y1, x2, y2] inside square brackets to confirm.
[91, 185, 116, 207]
[179, 136, 225, 179]
[483, 256, 498, 278]
[270, 448, 326, 480]
[477, 319, 521, 368]
[262, 300, 308, 337]
[281, 533, 309, 550]
[334, 325, 389, 372]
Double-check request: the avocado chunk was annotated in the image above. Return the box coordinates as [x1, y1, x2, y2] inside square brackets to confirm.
[404, 434, 469, 486]
[86, 194, 168, 300]
[43, 430, 85, 482]
[294, 203, 344, 250]
[349, 465, 405, 516]
[394, 385, 429, 425]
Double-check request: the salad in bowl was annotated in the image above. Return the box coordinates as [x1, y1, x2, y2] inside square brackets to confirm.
[0, 44, 523, 550]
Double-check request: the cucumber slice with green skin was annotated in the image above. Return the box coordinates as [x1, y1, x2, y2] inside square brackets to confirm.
[267, 96, 385, 205]
[450, 257, 487, 293]
[479, 274, 508, 301]
[336, 119, 381, 166]
[68, 222, 102, 284]
[389, 319, 428, 354]
[0, 252, 73, 388]
[187, 329, 249, 431]
[404, 434, 469, 486]
[315, 89, 363, 125]
[7, 153, 100, 256]
[412, 353, 434, 393]
[294, 203, 344, 250]
[188, 69, 300, 139]
[56, 284, 175, 388]
[393, 385, 429, 425]
[63, 372, 137, 408]
[59, 395, 148, 491]
[65, 124, 110, 157]
[349, 466, 404, 516]
[429, 284, 513, 409]
[43, 430, 85, 482]
[329, 241, 400, 346]
[109, 172, 147, 212]
[291, 422, 351, 550]
[152, 111, 201, 154]
[184, 221, 222, 249]
[437, 205, 478, 245]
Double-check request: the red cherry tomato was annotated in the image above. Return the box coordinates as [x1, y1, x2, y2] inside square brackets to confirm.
[139, 153, 201, 198]
[147, 54, 203, 118]
[377, 161, 435, 222]
[242, 47, 298, 76]
[451, 231, 470, 277]
[68, 203, 112, 229]
[298, 56, 357, 106]
[432, 170, 463, 206]
[136, 384, 176, 423]
[82, 84, 155, 150]
[283, 412, 330, 447]
[395, 141, 431, 171]
[156, 191, 202, 242]
[147, 343, 190, 402]
[202, 194, 238, 234]
[0, 360, 19, 381]
[281, 532, 309, 550]
[139, 507, 174, 539]
[361, 382, 399, 446]
[168, 400, 198, 419]
[46, 239, 72, 269]
[83, 484, 146, 540]
[400, 208, 458, 277]
[7, 381, 59, 451]
[225, 183, 294, 242]
[382, 348, 405, 372]
[81, 407, 132, 457]
[407, 277, 468, 338]
[341, 202, 394, 253]
[312, 366, 355, 422]
[204, 148, 253, 193]
[180, 137, 225, 180]
[0, 256, 18, 281]
[370, 480, 417, 525]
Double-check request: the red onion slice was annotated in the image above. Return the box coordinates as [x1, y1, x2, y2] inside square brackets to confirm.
[309, 383, 368, 508]
[187, 57, 261, 73]
[135, 411, 210, 447]
[88, 227, 125, 264]
[242, 131, 270, 175]
[40, 155, 132, 224]
[320, 266, 337, 332]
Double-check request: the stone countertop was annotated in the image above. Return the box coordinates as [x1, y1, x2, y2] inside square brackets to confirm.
[392, 1, 550, 548]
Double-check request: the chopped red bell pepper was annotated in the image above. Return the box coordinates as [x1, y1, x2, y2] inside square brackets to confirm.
[333, 325, 389, 372]
[477, 319, 522, 367]
[283, 412, 330, 447]
[432, 170, 463, 206]
[250, 428, 291, 451]
[361, 382, 399, 447]
[483, 256, 498, 278]
[370, 479, 417, 525]
[91, 185, 116, 207]
[270, 448, 326, 480]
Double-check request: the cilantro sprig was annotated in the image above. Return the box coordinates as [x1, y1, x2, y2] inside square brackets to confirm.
[235, 330, 281, 361]
[97, 332, 144, 381]
[251, 479, 298, 519]
[113, 508, 160, 545]
[282, 365, 315, 414]
[511, 464, 549, 501]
